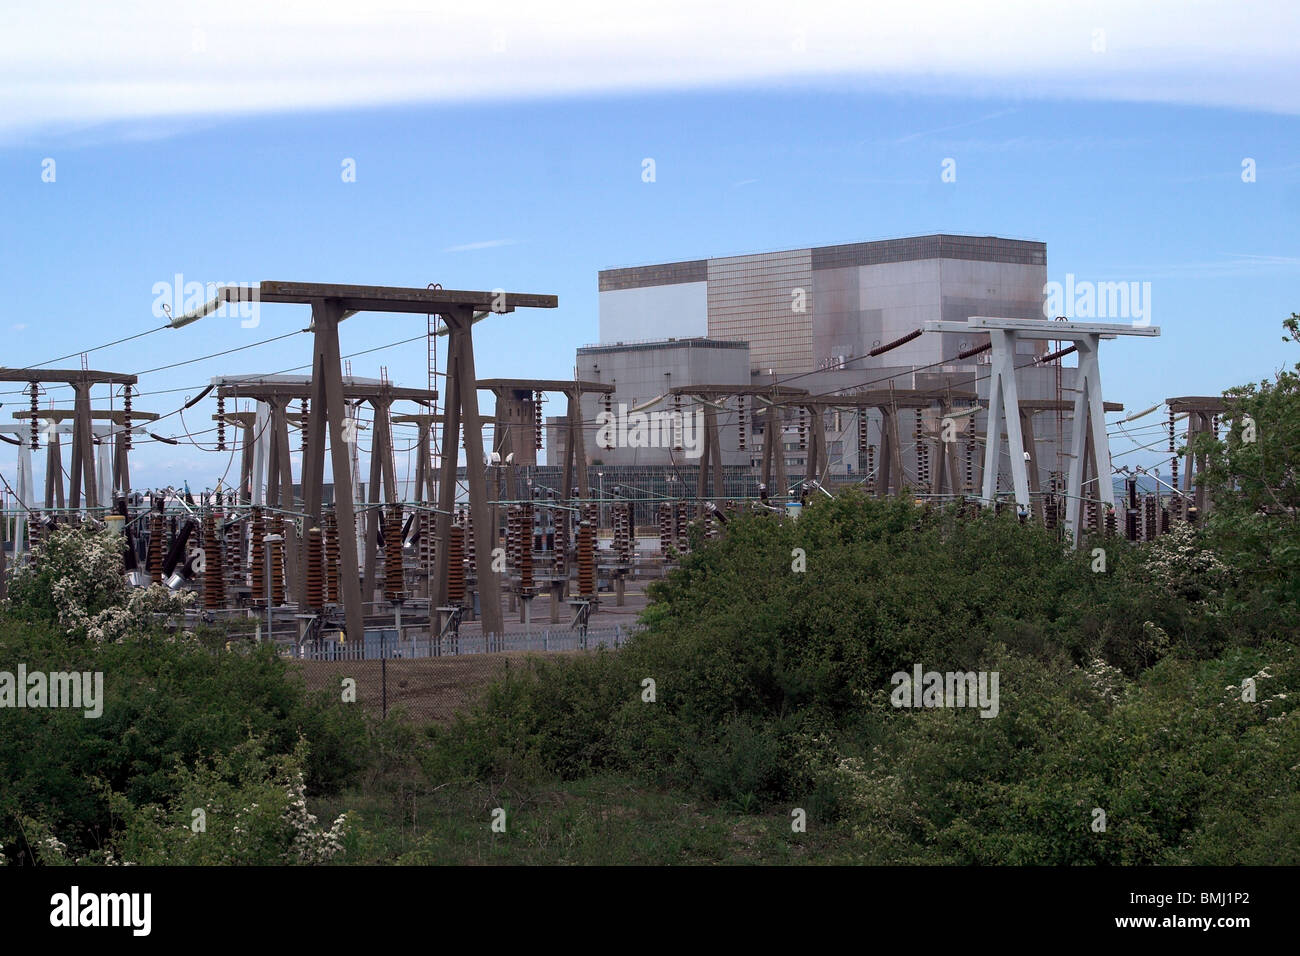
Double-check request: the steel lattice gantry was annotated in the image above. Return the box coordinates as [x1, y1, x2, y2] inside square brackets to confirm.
[180, 281, 558, 641]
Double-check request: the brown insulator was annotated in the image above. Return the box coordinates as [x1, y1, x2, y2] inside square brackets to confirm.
[28, 385, 39, 450]
[676, 501, 688, 553]
[798, 407, 807, 450]
[737, 397, 746, 451]
[323, 509, 340, 603]
[659, 503, 672, 556]
[216, 395, 226, 451]
[417, 510, 434, 576]
[518, 503, 534, 595]
[857, 411, 867, 453]
[249, 508, 265, 604]
[534, 391, 543, 451]
[1169, 408, 1180, 493]
[300, 399, 309, 452]
[553, 507, 568, 576]
[202, 511, 224, 609]
[122, 385, 133, 452]
[306, 527, 324, 610]
[505, 505, 518, 579]
[576, 518, 596, 599]
[223, 508, 242, 591]
[268, 516, 286, 606]
[27, 511, 44, 550]
[383, 505, 404, 602]
[447, 521, 466, 605]
[149, 511, 165, 585]
[613, 503, 631, 564]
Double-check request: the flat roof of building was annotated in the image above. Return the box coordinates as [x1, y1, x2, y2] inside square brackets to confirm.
[599, 233, 1046, 292]
[577, 336, 750, 354]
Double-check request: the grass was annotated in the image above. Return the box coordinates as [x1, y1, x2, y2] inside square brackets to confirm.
[317, 772, 842, 865]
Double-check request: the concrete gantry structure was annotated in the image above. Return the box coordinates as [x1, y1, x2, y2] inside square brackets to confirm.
[925, 317, 1158, 544]
[391, 411, 444, 602]
[663, 384, 809, 508]
[390, 412, 444, 508]
[788, 386, 980, 496]
[211, 373, 438, 606]
[0, 367, 139, 512]
[479, 378, 613, 502]
[11, 407, 159, 507]
[575, 339, 751, 469]
[1166, 396, 1230, 518]
[1013, 399, 1123, 520]
[2, 414, 151, 562]
[212, 409, 258, 503]
[175, 281, 558, 642]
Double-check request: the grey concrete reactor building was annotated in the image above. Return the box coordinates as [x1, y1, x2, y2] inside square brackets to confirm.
[597, 234, 1051, 375]
[574, 234, 1085, 494]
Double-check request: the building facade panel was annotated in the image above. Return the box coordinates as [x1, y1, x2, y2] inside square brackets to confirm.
[706, 250, 813, 375]
[598, 280, 708, 344]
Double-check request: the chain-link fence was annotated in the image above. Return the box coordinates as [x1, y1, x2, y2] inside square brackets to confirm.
[290, 624, 640, 723]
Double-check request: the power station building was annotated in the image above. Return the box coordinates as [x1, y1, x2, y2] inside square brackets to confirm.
[570, 234, 1087, 497]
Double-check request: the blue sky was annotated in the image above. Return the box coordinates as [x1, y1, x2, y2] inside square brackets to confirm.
[0, 2, 1297, 491]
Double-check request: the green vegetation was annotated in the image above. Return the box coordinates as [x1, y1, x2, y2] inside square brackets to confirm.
[2, 319, 1297, 865]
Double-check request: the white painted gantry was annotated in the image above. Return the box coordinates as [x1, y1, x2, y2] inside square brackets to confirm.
[2, 421, 145, 560]
[924, 317, 1160, 545]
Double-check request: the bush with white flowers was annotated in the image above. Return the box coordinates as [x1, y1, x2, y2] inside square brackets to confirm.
[5, 524, 192, 641]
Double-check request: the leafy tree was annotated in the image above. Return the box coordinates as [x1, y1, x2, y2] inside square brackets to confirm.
[1196, 313, 1300, 628]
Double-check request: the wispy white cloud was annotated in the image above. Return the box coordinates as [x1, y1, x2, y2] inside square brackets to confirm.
[443, 239, 519, 253]
[893, 109, 1019, 144]
[732, 178, 759, 187]
[1118, 253, 1300, 279]
[939, 135, 1154, 153]
[0, 1, 1297, 143]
